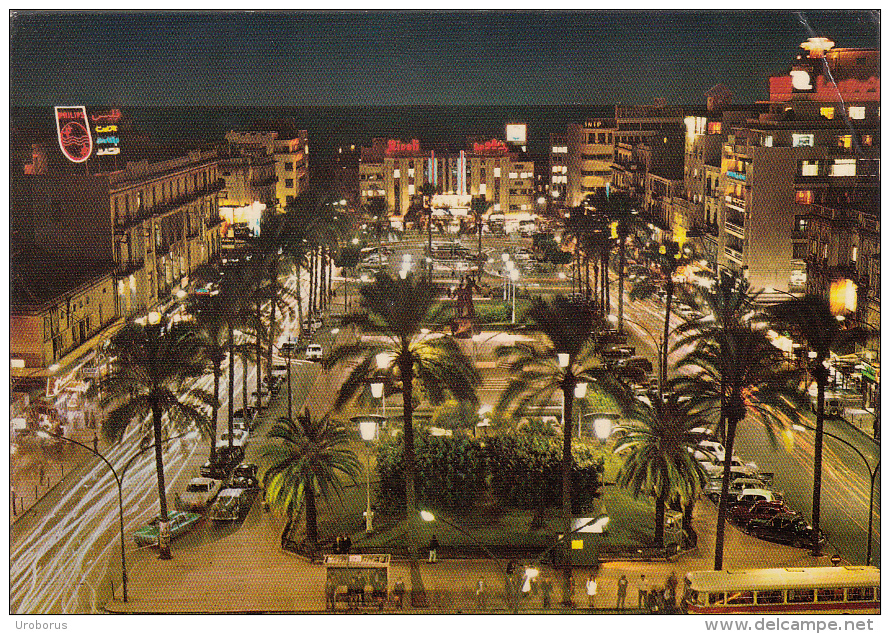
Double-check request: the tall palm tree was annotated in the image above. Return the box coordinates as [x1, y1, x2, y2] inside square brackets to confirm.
[263, 410, 361, 551]
[586, 189, 640, 331]
[613, 393, 710, 548]
[768, 294, 872, 557]
[673, 323, 802, 570]
[420, 183, 437, 279]
[185, 290, 231, 461]
[495, 296, 616, 606]
[469, 196, 492, 278]
[324, 273, 481, 518]
[86, 315, 212, 559]
[365, 196, 389, 260]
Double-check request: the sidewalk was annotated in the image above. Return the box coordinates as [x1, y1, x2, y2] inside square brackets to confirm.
[103, 490, 836, 614]
[10, 426, 106, 525]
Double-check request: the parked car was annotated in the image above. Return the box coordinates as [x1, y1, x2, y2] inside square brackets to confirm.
[218, 428, 249, 448]
[209, 488, 251, 522]
[181, 477, 224, 511]
[701, 456, 759, 479]
[306, 344, 323, 361]
[229, 463, 260, 489]
[736, 487, 783, 506]
[617, 356, 653, 373]
[599, 330, 628, 346]
[133, 511, 202, 547]
[729, 500, 795, 530]
[705, 475, 767, 504]
[200, 446, 245, 479]
[748, 513, 826, 548]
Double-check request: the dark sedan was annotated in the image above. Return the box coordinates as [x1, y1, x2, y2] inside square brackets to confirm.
[729, 500, 795, 530]
[747, 513, 826, 548]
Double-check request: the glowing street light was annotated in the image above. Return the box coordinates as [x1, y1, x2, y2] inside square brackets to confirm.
[358, 418, 378, 533]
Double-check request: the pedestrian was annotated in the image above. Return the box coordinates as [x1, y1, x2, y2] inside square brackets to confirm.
[541, 575, 553, 608]
[638, 574, 649, 608]
[325, 577, 337, 611]
[334, 534, 343, 554]
[616, 574, 629, 609]
[342, 533, 352, 554]
[475, 576, 486, 611]
[586, 574, 598, 608]
[666, 570, 679, 609]
[92, 433, 99, 454]
[428, 534, 439, 563]
[505, 559, 516, 575]
[393, 577, 406, 609]
[567, 570, 576, 607]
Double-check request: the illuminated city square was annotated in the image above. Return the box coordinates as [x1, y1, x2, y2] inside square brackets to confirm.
[8, 9, 880, 623]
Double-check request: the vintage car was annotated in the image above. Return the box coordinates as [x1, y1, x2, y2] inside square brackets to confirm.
[133, 511, 202, 547]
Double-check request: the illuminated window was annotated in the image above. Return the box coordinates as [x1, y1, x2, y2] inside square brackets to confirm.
[837, 135, 853, 150]
[493, 203, 501, 211]
[792, 134, 814, 147]
[493, 168, 501, 177]
[552, 166, 560, 173]
[849, 106, 865, 120]
[800, 160, 819, 176]
[829, 159, 856, 177]
[820, 107, 835, 119]
[479, 183, 486, 195]
[861, 134, 872, 146]
[407, 184, 415, 195]
[763, 135, 773, 147]
[509, 172, 518, 179]
[795, 190, 814, 204]
[852, 246, 858, 262]
[408, 168, 415, 177]
[393, 169, 400, 178]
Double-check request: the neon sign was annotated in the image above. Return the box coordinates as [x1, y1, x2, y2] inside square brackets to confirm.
[386, 139, 420, 154]
[90, 109, 123, 157]
[472, 139, 508, 154]
[55, 106, 93, 163]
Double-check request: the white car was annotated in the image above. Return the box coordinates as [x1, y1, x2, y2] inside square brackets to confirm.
[181, 477, 223, 511]
[219, 428, 249, 448]
[306, 344, 323, 361]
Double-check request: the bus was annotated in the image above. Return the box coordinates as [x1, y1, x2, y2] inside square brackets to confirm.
[683, 566, 880, 614]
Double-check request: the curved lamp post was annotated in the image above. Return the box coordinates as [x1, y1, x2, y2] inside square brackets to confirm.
[789, 423, 880, 566]
[36, 428, 198, 602]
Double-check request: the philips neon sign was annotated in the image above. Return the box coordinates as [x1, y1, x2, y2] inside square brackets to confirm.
[55, 106, 93, 163]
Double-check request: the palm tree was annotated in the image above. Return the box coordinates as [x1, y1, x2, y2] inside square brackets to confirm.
[469, 196, 492, 278]
[185, 290, 231, 462]
[768, 294, 873, 557]
[365, 196, 389, 260]
[324, 273, 481, 518]
[586, 189, 640, 331]
[263, 410, 361, 551]
[613, 393, 710, 548]
[673, 323, 802, 570]
[495, 295, 617, 606]
[420, 183, 437, 278]
[86, 314, 212, 559]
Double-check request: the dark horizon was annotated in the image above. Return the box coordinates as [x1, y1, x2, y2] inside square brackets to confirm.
[10, 10, 880, 108]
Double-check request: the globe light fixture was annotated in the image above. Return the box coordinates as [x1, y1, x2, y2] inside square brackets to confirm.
[593, 417, 613, 441]
[557, 353, 570, 368]
[574, 382, 588, 398]
[370, 382, 384, 399]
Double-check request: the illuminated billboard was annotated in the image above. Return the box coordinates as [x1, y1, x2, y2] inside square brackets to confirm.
[55, 106, 93, 163]
[506, 124, 527, 144]
[90, 109, 123, 157]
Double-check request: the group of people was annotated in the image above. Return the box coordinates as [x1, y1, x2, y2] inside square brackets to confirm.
[332, 533, 352, 554]
[325, 570, 392, 611]
[636, 571, 680, 613]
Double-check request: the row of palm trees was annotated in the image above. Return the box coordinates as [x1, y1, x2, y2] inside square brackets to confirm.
[88, 186, 871, 598]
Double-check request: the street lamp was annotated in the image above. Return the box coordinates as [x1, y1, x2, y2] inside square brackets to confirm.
[35, 428, 198, 602]
[509, 268, 520, 323]
[790, 423, 880, 565]
[358, 419, 378, 533]
[370, 381, 386, 420]
[574, 382, 588, 438]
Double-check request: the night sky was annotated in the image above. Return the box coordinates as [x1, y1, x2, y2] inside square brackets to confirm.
[9, 10, 880, 107]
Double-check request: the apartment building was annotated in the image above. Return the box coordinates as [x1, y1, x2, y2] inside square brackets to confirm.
[224, 130, 309, 208]
[11, 147, 224, 379]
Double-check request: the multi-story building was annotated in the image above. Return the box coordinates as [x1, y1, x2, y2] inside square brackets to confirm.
[11, 147, 225, 384]
[224, 130, 309, 208]
[358, 137, 535, 227]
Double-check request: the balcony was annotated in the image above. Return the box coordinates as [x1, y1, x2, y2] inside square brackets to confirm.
[724, 194, 746, 211]
[725, 221, 745, 238]
[724, 246, 744, 262]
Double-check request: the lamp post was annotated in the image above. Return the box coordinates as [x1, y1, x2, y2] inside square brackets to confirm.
[509, 268, 520, 324]
[574, 381, 588, 438]
[358, 418, 378, 534]
[35, 428, 198, 602]
[607, 313, 683, 392]
[789, 423, 880, 566]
